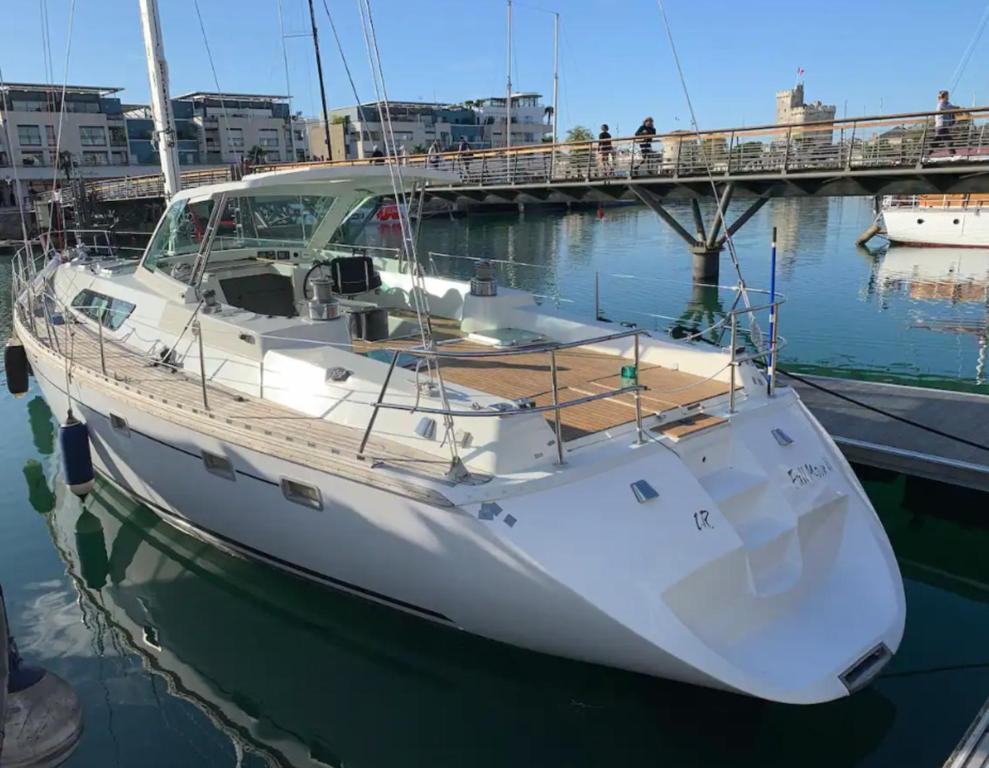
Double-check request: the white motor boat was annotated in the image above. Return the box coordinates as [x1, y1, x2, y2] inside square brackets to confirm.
[882, 194, 989, 247]
[11, 165, 905, 704]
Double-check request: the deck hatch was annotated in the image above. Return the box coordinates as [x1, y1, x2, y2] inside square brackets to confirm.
[281, 478, 323, 510]
[631, 480, 659, 504]
[771, 428, 794, 446]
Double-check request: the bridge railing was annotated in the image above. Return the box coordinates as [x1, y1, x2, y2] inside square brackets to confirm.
[252, 105, 989, 187]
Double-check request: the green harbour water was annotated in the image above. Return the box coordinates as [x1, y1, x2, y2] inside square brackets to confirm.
[1, 197, 988, 767]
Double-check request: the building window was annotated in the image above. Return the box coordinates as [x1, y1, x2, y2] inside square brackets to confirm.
[258, 129, 279, 148]
[111, 151, 128, 166]
[10, 100, 45, 112]
[227, 128, 244, 148]
[64, 101, 100, 114]
[80, 126, 107, 146]
[46, 125, 56, 146]
[21, 151, 45, 166]
[82, 151, 109, 166]
[17, 125, 42, 147]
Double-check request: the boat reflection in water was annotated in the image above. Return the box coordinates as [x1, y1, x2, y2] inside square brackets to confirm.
[877, 247, 989, 384]
[42, 469, 911, 768]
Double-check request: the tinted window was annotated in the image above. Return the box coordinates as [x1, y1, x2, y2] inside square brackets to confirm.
[143, 198, 216, 274]
[71, 289, 135, 330]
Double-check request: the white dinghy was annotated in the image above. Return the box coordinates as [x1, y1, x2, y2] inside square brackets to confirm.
[11, 164, 904, 704]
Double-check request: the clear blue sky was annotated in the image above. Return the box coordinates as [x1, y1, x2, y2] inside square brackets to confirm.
[2, 0, 987, 137]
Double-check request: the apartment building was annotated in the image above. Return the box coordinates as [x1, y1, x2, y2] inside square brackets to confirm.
[0, 83, 302, 204]
[472, 92, 549, 147]
[317, 93, 550, 160]
[0, 83, 133, 194]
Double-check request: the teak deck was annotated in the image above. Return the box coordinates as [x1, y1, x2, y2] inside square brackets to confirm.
[356, 325, 731, 440]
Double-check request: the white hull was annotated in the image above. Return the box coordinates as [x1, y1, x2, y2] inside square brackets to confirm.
[11, 165, 906, 704]
[23, 317, 905, 704]
[883, 206, 989, 247]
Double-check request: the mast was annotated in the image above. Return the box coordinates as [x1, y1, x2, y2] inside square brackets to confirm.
[306, 0, 333, 160]
[506, 0, 512, 150]
[138, 0, 180, 199]
[551, 12, 559, 146]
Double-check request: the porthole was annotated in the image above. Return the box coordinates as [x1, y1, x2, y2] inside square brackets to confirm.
[202, 450, 235, 481]
[916, 218, 925, 225]
[953, 218, 960, 225]
[109, 413, 130, 436]
[281, 478, 322, 510]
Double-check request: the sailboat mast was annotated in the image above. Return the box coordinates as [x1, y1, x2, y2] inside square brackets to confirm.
[552, 12, 559, 146]
[506, 0, 512, 151]
[306, 0, 333, 161]
[138, 0, 180, 199]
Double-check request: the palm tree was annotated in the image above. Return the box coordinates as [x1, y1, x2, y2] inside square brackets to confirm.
[543, 106, 554, 126]
[246, 145, 266, 165]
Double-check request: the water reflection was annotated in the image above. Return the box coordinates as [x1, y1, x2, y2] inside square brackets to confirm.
[877, 247, 989, 384]
[42, 472, 989, 767]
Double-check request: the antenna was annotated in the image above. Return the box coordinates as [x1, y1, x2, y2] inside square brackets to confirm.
[306, 0, 333, 160]
[552, 12, 559, 146]
[506, 0, 513, 150]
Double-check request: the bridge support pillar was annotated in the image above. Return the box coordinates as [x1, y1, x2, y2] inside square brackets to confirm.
[689, 244, 722, 283]
[632, 184, 768, 285]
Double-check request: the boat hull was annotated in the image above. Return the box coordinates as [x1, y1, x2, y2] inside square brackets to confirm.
[21, 314, 905, 704]
[883, 207, 989, 247]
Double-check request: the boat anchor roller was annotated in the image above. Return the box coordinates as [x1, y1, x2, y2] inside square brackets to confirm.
[58, 413, 94, 498]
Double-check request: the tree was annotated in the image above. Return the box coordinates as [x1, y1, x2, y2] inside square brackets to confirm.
[543, 106, 554, 125]
[246, 145, 266, 165]
[411, 143, 427, 155]
[565, 126, 593, 144]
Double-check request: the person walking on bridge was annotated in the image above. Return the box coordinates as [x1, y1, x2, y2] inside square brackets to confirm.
[933, 90, 959, 156]
[634, 117, 657, 175]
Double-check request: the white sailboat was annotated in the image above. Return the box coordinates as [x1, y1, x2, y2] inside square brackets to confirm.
[7, 0, 905, 705]
[882, 194, 989, 248]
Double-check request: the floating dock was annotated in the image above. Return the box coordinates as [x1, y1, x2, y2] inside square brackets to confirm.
[945, 694, 989, 768]
[783, 373, 989, 493]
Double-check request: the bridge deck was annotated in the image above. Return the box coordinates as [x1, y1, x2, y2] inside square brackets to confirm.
[65, 105, 989, 205]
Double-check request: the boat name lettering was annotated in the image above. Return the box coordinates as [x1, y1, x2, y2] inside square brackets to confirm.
[786, 458, 835, 488]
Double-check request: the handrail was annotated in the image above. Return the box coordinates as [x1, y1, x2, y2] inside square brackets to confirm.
[388, 327, 647, 359]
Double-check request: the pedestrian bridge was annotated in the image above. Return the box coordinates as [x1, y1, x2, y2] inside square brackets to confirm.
[75, 105, 989, 206]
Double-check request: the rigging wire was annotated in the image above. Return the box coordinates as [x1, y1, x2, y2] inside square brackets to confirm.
[0, 64, 35, 262]
[355, 0, 463, 469]
[321, 0, 369, 142]
[948, 2, 989, 93]
[654, 0, 761, 337]
[192, 0, 233, 146]
[43, 0, 78, 253]
[776, 368, 989, 455]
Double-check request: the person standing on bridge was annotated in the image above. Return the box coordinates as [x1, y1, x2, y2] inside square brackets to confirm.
[634, 117, 657, 175]
[933, 90, 959, 156]
[457, 137, 473, 179]
[428, 139, 441, 169]
[598, 124, 614, 172]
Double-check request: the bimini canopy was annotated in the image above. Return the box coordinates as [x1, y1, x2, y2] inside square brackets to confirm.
[171, 165, 457, 203]
[154, 165, 458, 256]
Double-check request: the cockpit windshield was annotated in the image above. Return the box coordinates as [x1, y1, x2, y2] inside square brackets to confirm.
[142, 193, 337, 276]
